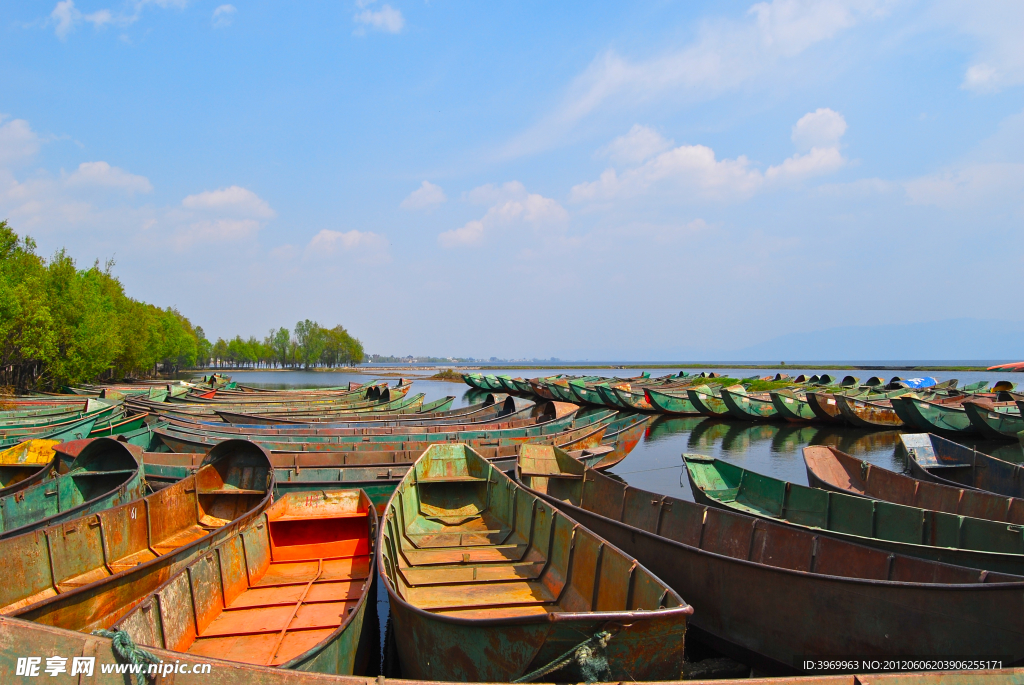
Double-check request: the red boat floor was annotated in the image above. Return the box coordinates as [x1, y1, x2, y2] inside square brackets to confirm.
[187, 512, 370, 666]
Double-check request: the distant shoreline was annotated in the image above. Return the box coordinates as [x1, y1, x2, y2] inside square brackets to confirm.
[204, 362, 1009, 374]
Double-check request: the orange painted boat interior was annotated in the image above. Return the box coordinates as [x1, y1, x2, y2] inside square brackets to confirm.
[183, 491, 372, 667]
[381, 444, 680, 621]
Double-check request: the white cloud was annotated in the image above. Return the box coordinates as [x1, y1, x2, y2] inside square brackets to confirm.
[306, 229, 388, 253]
[48, 0, 189, 40]
[791, 108, 847, 150]
[503, 0, 888, 157]
[928, 0, 1024, 94]
[353, 3, 404, 34]
[572, 109, 848, 202]
[65, 161, 153, 194]
[212, 4, 236, 28]
[766, 145, 846, 181]
[572, 145, 764, 202]
[50, 0, 120, 39]
[597, 125, 674, 164]
[181, 186, 275, 218]
[439, 182, 568, 248]
[400, 181, 446, 210]
[904, 163, 1024, 210]
[0, 117, 40, 165]
[173, 219, 261, 250]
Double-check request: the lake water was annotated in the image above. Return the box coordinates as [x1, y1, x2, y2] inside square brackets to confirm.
[222, 368, 1023, 674]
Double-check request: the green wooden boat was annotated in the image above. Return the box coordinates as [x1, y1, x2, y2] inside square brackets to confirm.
[380, 443, 692, 682]
[686, 385, 733, 417]
[769, 389, 817, 422]
[892, 395, 978, 434]
[720, 387, 779, 421]
[568, 379, 607, 405]
[685, 455, 1024, 574]
[0, 437, 145, 540]
[611, 386, 655, 411]
[113, 488, 376, 674]
[0, 414, 100, 450]
[645, 387, 701, 415]
[964, 399, 1023, 440]
[0, 401, 116, 436]
[88, 413, 149, 438]
[594, 383, 629, 409]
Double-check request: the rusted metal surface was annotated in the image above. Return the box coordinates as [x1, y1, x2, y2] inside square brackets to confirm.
[114, 489, 377, 675]
[515, 445, 1024, 674]
[834, 394, 906, 428]
[10, 439, 273, 632]
[805, 391, 845, 423]
[804, 445, 1024, 525]
[5, 617, 1024, 684]
[380, 443, 692, 682]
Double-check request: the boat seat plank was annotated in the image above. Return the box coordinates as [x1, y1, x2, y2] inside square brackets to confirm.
[188, 632, 282, 663]
[55, 566, 110, 591]
[399, 561, 546, 586]
[406, 531, 510, 548]
[150, 525, 210, 555]
[201, 604, 296, 637]
[108, 548, 159, 572]
[400, 545, 527, 566]
[404, 579, 556, 610]
[432, 605, 552, 619]
[254, 557, 370, 587]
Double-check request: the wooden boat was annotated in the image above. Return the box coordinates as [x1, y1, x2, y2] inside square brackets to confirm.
[0, 437, 145, 540]
[153, 409, 592, 449]
[685, 455, 1024, 574]
[804, 445, 1024, 525]
[380, 443, 692, 682]
[964, 399, 1024, 440]
[515, 446, 1024, 673]
[0, 439, 273, 622]
[642, 387, 697, 414]
[902, 433, 1024, 498]
[804, 391, 844, 423]
[6, 618, 1024, 685]
[113, 488, 376, 674]
[88, 412, 148, 437]
[891, 394, 980, 434]
[0, 413, 101, 449]
[769, 389, 817, 422]
[834, 394, 905, 428]
[686, 385, 734, 417]
[152, 416, 610, 456]
[720, 387, 779, 421]
[0, 401, 117, 433]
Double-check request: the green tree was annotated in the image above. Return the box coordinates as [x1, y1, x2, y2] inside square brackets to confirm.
[294, 319, 326, 370]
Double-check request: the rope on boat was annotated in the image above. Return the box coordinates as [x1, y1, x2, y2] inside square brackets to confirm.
[92, 629, 161, 685]
[513, 630, 613, 684]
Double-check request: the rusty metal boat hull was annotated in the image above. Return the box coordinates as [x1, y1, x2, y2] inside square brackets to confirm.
[515, 446, 1024, 673]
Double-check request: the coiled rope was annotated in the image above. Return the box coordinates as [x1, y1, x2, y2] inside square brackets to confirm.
[92, 629, 161, 685]
[513, 630, 613, 684]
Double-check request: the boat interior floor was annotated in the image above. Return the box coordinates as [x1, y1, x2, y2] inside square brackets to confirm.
[187, 509, 370, 667]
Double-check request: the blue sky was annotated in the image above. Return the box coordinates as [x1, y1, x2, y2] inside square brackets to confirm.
[1, 0, 1022, 359]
